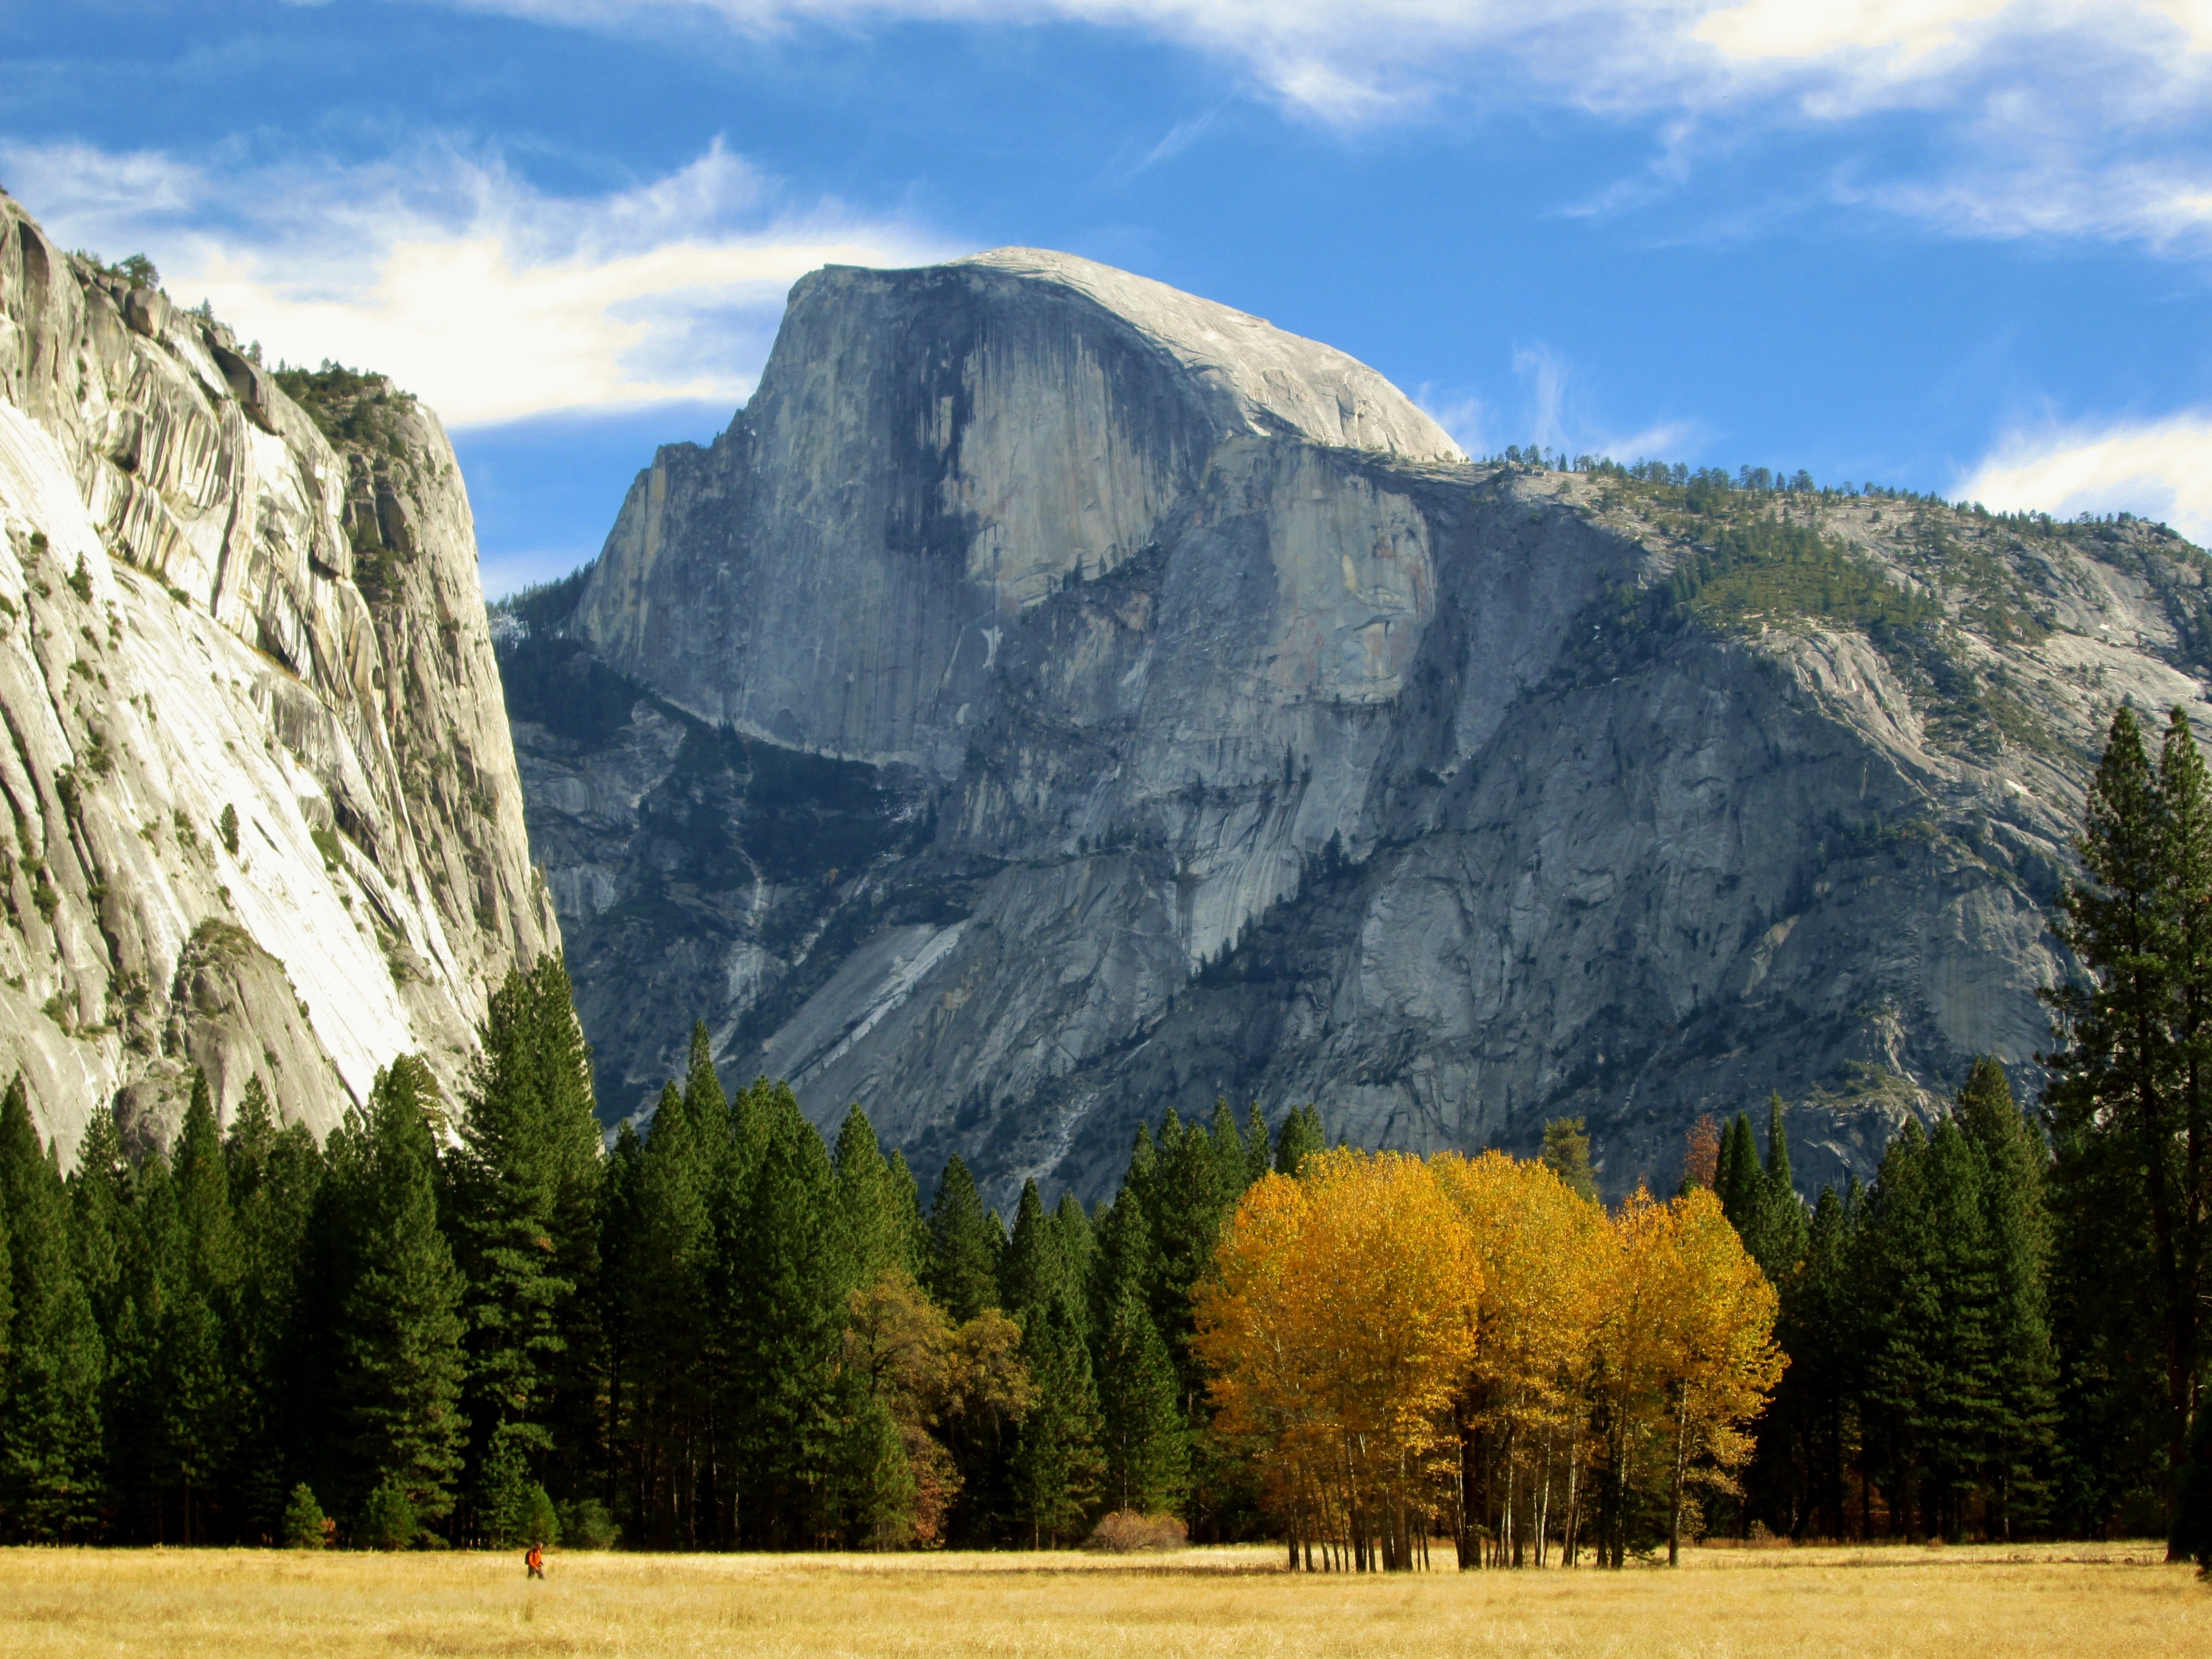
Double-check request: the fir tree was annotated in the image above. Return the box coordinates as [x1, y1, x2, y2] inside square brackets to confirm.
[1009, 1298, 1104, 1546]
[159, 1075, 243, 1542]
[1952, 1057, 2057, 1535]
[728, 1083, 849, 1546]
[1272, 1106, 1323, 1178]
[834, 1106, 914, 1288]
[224, 1077, 323, 1542]
[1091, 1201, 1186, 1515]
[926, 1155, 1002, 1324]
[999, 1179, 1067, 1320]
[2043, 703, 2212, 1553]
[0, 1076, 105, 1540]
[1540, 1116, 1599, 1203]
[325, 1057, 469, 1531]
[1242, 1101, 1273, 1186]
[618, 1080, 716, 1548]
[449, 955, 604, 1530]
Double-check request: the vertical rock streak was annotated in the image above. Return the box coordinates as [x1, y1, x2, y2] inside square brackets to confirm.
[0, 194, 554, 1156]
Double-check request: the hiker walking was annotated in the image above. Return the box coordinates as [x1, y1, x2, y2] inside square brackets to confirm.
[525, 1541, 544, 1579]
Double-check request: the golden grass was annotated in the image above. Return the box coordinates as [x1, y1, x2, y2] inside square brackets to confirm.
[1, 1539, 2202, 1659]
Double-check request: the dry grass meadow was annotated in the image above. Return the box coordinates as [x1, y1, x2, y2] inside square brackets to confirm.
[2, 1539, 2203, 1659]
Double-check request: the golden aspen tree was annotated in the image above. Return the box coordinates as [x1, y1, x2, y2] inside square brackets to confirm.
[1431, 1152, 1605, 1567]
[1653, 1188, 1784, 1564]
[1195, 1151, 1480, 1570]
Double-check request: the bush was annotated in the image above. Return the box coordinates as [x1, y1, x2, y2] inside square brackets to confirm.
[480, 1436, 562, 1549]
[280, 1483, 328, 1550]
[358, 1480, 415, 1551]
[556, 1498, 618, 1550]
[218, 804, 239, 856]
[1082, 1511, 1188, 1553]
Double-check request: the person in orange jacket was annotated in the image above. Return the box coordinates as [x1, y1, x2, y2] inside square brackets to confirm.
[525, 1541, 544, 1579]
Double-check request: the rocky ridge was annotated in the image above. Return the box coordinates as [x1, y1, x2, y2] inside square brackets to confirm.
[0, 192, 554, 1157]
[510, 247, 2212, 1203]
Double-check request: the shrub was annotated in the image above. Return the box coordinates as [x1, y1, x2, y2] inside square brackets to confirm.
[218, 804, 239, 855]
[281, 1483, 329, 1550]
[1082, 1511, 1188, 1553]
[555, 1499, 618, 1551]
[358, 1480, 415, 1551]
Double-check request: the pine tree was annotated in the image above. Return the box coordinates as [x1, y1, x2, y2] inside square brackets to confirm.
[1207, 1098, 1251, 1206]
[1052, 1192, 1096, 1345]
[1952, 1057, 2057, 1536]
[1091, 1200, 1186, 1515]
[1858, 1119, 2002, 1539]
[926, 1156, 1002, 1324]
[160, 1075, 243, 1542]
[325, 1057, 469, 1533]
[1541, 1116, 1599, 1203]
[1009, 1298, 1104, 1546]
[2043, 703, 2212, 1553]
[0, 1076, 105, 1540]
[1242, 1101, 1273, 1186]
[727, 1082, 849, 1546]
[449, 955, 604, 1532]
[617, 1079, 716, 1548]
[998, 1180, 1067, 1320]
[834, 1106, 915, 1288]
[1273, 1106, 1323, 1178]
[224, 1077, 323, 1542]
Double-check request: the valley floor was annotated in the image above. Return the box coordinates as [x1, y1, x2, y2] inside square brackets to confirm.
[1, 1539, 2200, 1657]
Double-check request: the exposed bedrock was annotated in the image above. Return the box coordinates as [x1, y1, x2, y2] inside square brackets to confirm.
[523, 245, 2207, 1203]
[0, 192, 554, 1157]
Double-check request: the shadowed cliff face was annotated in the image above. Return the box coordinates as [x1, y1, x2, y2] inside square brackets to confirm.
[0, 193, 555, 1157]
[523, 246, 2209, 1203]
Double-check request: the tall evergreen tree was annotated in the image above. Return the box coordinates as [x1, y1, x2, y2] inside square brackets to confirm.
[321, 1057, 469, 1534]
[999, 1180, 1067, 1320]
[618, 1079, 717, 1547]
[1090, 1199, 1186, 1515]
[1952, 1057, 2057, 1536]
[1242, 1102, 1273, 1187]
[834, 1106, 914, 1288]
[926, 1155, 1002, 1324]
[728, 1082, 850, 1546]
[1272, 1106, 1323, 1178]
[448, 955, 604, 1529]
[0, 1076, 105, 1540]
[159, 1075, 243, 1542]
[1009, 1298, 1104, 1546]
[224, 1077, 323, 1541]
[2044, 704, 2212, 1553]
[1541, 1116, 1599, 1203]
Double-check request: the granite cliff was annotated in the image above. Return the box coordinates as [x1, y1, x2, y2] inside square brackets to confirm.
[506, 247, 2212, 1202]
[0, 192, 555, 1158]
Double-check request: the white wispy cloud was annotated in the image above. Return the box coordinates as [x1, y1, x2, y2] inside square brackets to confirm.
[447, 1, 2212, 262]
[458, 0, 2212, 120]
[1418, 343, 1709, 464]
[0, 137, 956, 426]
[1958, 411, 2212, 543]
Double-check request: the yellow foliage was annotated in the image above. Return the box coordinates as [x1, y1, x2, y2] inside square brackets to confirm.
[1198, 1156, 1785, 1572]
[1195, 1151, 1480, 1570]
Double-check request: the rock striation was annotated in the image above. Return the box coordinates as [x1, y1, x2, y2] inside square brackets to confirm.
[0, 192, 555, 1157]
[517, 246, 2212, 1204]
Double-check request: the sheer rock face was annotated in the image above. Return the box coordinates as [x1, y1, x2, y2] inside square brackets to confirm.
[0, 192, 555, 1158]
[534, 247, 2205, 1203]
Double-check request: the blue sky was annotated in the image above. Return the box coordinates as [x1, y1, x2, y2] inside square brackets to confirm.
[6, 2, 2212, 597]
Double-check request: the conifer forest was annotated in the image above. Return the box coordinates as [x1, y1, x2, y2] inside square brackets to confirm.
[0, 707, 2210, 1570]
